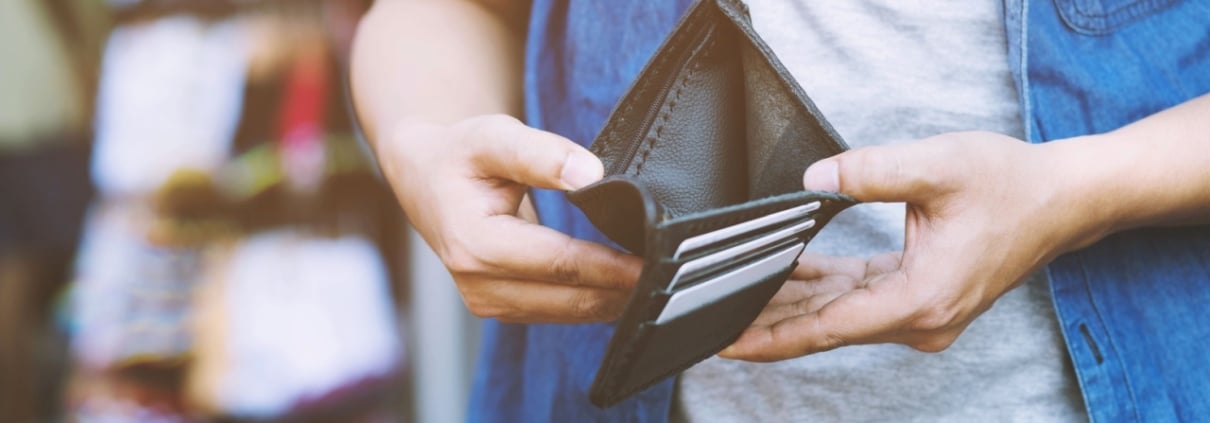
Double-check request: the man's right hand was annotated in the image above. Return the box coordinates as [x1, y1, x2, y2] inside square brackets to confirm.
[377, 114, 642, 323]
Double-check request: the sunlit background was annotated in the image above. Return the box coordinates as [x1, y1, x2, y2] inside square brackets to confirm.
[0, 1, 478, 421]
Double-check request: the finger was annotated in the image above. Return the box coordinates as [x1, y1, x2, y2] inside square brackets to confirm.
[791, 253, 868, 281]
[753, 276, 860, 326]
[464, 279, 630, 323]
[766, 275, 863, 306]
[864, 252, 903, 278]
[803, 141, 955, 203]
[461, 115, 604, 190]
[720, 271, 916, 362]
[472, 215, 643, 289]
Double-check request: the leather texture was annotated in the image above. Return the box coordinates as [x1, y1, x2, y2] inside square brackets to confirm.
[564, 0, 857, 407]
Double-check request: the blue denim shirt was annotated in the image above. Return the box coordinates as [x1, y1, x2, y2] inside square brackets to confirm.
[468, 1, 1210, 421]
[1006, 0, 1210, 421]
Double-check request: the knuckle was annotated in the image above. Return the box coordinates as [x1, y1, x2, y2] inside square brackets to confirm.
[848, 144, 948, 196]
[570, 291, 611, 319]
[854, 148, 895, 186]
[439, 237, 489, 277]
[841, 148, 899, 198]
[465, 304, 492, 319]
[461, 293, 500, 319]
[925, 142, 964, 188]
[442, 249, 481, 277]
[549, 241, 586, 285]
[465, 297, 518, 321]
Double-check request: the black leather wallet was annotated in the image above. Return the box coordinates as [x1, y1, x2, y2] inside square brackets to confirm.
[565, 0, 857, 408]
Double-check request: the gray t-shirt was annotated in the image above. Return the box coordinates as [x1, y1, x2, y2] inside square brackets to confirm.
[675, 1, 1088, 421]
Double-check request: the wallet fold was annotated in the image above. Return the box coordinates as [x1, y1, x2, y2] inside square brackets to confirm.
[564, 0, 858, 407]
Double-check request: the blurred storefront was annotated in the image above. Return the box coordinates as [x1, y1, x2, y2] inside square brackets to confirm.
[1, 1, 479, 422]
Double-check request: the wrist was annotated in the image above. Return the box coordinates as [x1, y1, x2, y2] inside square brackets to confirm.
[1038, 131, 1142, 252]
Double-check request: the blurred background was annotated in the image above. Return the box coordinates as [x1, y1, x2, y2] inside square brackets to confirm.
[0, 1, 480, 421]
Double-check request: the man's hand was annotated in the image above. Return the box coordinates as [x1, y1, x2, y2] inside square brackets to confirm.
[720, 132, 1112, 361]
[378, 115, 642, 323]
[352, 1, 631, 324]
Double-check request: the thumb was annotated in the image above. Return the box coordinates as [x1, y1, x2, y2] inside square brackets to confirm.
[464, 115, 604, 191]
[803, 144, 947, 203]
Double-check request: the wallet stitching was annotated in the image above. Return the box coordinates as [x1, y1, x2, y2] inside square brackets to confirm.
[633, 38, 715, 177]
[597, 11, 711, 163]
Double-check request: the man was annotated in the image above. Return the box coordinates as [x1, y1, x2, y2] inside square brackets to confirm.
[351, 0, 1210, 421]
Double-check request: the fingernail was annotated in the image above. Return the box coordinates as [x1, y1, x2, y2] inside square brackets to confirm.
[560, 151, 603, 190]
[803, 160, 839, 192]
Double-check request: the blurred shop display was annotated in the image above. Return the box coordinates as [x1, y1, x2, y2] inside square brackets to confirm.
[188, 231, 400, 419]
[89, 15, 248, 197]
[54, 0, 401, 421]
[0, 0, 109, 421]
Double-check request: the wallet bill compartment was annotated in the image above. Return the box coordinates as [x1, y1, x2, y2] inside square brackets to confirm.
[567, 0, 850, 256]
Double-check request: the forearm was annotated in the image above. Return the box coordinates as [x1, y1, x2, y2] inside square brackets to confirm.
[1048, 92, 1210, 246]
[350, 0, 526, 145]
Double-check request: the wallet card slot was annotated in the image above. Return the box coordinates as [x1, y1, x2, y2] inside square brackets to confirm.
[668, 238, 799, 293]
[672, 201, 819, 259]
[667, 218, 814, 290]
[658, 242, 803, 323]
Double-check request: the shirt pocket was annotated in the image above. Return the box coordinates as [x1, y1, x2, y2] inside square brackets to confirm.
[1054, 0, 1183, 35]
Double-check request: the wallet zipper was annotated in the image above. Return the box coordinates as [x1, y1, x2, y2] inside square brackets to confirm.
[609, 26, 713, 176]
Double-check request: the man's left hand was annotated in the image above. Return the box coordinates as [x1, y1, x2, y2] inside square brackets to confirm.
[719, 132, 1111, 361]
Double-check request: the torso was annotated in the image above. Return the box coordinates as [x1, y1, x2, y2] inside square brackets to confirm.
[674, 1, 1087, 421]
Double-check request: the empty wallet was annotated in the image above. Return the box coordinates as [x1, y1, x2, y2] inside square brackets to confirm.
[565, 0, 858, 408]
